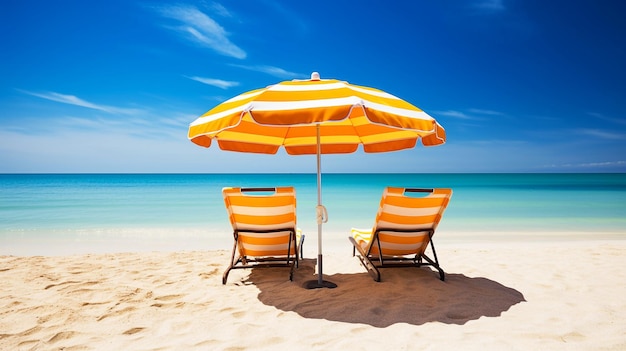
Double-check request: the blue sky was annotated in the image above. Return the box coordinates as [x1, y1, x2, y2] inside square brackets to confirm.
[1, 0, 625, 173]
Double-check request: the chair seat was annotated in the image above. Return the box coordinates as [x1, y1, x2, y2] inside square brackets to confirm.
[349, 187, 452, 282]
[222, 187, 304, 284]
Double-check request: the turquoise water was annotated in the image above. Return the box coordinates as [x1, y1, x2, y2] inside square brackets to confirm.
[1, 173, 625, 254]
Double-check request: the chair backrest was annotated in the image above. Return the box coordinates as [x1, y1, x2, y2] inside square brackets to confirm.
[369, 187, 452, 256]
[222, 187, 297, 256]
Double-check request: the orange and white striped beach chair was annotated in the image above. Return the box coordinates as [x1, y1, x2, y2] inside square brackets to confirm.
[349, 187, 452, 282]
[222, 187, 304, 284]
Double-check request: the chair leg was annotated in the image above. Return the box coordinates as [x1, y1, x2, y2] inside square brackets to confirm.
[222, 267, 232, 285]
[349, 237, 381, 282]
[296, 233, 305, 267]
[358, 255, 381, 282]
[428, 237, 445, 281]
[421, 254, 445, 281]
[288, 231, 299, 281]
[421, 239, 445, 281]
[222, 239, 239, 285]
[289, 260, 296, 281]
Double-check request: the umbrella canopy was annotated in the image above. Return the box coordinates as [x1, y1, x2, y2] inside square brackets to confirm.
[189, 72, 445, 154]
[188, 72, 446, 288]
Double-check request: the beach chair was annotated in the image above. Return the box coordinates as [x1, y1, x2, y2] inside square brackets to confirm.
[222, 187, 304, 284]
[349, 187, 452, 282]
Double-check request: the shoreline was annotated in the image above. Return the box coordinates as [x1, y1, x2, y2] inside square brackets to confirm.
[2, 228, 625, 257]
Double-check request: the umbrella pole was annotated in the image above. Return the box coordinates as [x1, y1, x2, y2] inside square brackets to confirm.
[303, 125, 337, 289]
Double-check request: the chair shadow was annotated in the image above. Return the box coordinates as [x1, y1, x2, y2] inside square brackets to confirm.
[246, 258, 525, 328]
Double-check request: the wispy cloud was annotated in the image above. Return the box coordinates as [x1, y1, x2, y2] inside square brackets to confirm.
[434, 108, 507, 121]
[433, 110, 481, 120]
[544, 160, 626, 169]
[468, 108, 505, 116]
[576, 128, 625, 140]
[577, 161, 626, 167]
[17, 89, 190, 140]
[185, 76, 240, 89]
[588, 112, 626, 126]
[5, 105, 192, 142]
[208, 2, 233, 18]
[229, 64, 303, 79]
[156, 5, 245, 59]
[20, 90, 143, 115]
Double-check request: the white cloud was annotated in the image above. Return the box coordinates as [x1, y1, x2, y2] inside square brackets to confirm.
[588, 112, 626, 126]
[15, 89, 193, 141]
[433, 110, 478, 120]
[577, 161, 626, 168]
[157, 5, 246, 59]
[433, 108, 507, 123]
[21, 90, 143, 115]
[468, 108, 505, 116]
[185, 76, 240, 89]
[542, 160, 626, 170]
[576, 128, 625, 140]
[209, 2, 233, 18]
[229, 64, 303, 79]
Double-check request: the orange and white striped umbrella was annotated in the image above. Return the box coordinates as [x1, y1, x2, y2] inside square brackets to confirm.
[188, 72, 445, 154]
[187, 72, 446, 289]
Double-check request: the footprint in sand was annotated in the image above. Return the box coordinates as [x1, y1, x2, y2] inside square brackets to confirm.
[48, 331, 80, 343]
[199, 268, 219, 278]
[122, 327, 146, 335]
[17, 340, 39, 349]
[97, 306, 137, 321]
[154, 294, 184, 301]
[19, 325, 43, 337]
[44, 280, 80, 290]
[67, 282, 100, 294]
[151, 294, 186, 308]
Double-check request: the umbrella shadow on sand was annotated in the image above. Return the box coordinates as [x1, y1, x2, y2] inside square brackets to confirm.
[246, 258, 525, 328]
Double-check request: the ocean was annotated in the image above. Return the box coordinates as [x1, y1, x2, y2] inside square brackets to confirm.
[1, 173, 625, 255]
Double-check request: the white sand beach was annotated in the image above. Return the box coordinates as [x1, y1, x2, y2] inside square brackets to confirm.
[1, 237, 626, 350]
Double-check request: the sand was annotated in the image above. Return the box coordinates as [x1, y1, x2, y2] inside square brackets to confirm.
[1, 238, 626, 350]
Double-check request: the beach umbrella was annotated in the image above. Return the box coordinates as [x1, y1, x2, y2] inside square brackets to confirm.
[188, 72, 446, 289]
